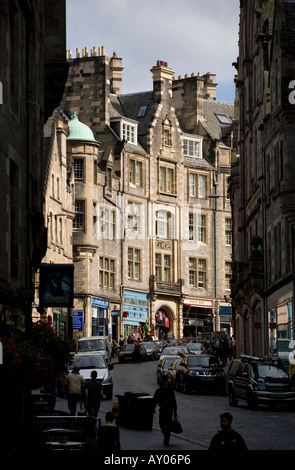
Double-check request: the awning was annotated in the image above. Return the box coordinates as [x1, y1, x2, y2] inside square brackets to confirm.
[123, 319, 140, 326]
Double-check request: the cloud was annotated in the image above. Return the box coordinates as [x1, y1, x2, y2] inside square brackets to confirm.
[66, 0, 239, 101]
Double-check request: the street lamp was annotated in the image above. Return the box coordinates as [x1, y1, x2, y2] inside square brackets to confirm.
[208, 193, 219, 332]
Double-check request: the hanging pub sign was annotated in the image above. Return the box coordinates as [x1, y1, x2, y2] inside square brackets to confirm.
[39, 263, 74, 308]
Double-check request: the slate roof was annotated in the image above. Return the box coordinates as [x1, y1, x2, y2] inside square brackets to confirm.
[110, 92, 154, 152]
[109, 90, 234, 164]
[201, 100, 234, 144]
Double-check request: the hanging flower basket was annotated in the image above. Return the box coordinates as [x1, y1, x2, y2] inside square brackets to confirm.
[1, 323, 72, 388]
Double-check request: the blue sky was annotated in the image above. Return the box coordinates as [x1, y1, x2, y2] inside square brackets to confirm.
[66, 0, 239, 103]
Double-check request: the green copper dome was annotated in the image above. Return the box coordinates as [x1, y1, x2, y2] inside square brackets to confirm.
[67, 111, 97, 142]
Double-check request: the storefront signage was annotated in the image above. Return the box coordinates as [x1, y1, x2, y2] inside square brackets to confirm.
[39, 263, 74, 307]
[183, 298, 213, 307]
[92, 298, 109, 309]
[73, 311, 83, 329]
[123, 291, 148, 326]
[111, 310, 121, 316]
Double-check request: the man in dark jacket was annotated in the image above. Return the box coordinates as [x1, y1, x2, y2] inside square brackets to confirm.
[85, 370, 103, 437]
[153, 382, 177, 446]
[208, 412, 248, 450]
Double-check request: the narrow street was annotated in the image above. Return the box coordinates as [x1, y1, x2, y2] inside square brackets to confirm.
[55, 358, 295, 451]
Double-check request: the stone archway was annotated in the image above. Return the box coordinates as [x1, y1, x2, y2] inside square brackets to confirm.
[155, 305, 175, 340]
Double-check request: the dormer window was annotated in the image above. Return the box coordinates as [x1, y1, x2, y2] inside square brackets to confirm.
[110, 117, 138, 145]
[183, 135, 202, 158]
[122, 122, 136, 143]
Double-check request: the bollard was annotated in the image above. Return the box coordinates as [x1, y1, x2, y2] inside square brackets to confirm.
[112, 400, 119, 418]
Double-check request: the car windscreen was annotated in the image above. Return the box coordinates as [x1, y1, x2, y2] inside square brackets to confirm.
[122, 344, 134, 351]
[143, 343, 153, 349]
[71, 355, 107, 369]
[250, 364, 289, 380]
[187, 343, 202, 351]
[163, 357, 176, 369]
[162, 347, 188, 355]
[187, 356, 218, 367]
[78, 339, 105, 351]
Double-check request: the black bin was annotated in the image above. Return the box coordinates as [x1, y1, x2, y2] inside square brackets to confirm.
[116, 394, 129, 427]
[117, 392, 154, 430]
[135, 396, 154, 430]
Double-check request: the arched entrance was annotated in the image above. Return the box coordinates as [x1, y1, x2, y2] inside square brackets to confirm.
[155, 307, 173, 340]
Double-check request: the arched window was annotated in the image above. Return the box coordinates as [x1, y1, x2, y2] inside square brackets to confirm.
[162, 117, 172, 146]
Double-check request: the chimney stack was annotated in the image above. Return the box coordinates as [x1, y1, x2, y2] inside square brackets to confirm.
[151, 60, 174, 103]
[110, 51, 123, 95]
[203, 72, 217, 100]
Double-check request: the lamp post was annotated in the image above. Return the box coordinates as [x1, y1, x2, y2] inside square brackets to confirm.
[208, 192, 219, 332]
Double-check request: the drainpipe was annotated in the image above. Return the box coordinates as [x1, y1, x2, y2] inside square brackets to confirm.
[262, 150, 268, 355]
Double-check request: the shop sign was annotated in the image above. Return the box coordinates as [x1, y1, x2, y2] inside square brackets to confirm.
[39, 263, 74, 308]
[73, 311, 83, 329]
[183, 298, 213, 307]
[92, 298, 109, 309]
[111, 310, 121, 317]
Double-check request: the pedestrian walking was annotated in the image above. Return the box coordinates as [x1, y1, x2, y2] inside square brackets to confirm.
[65, 366, 86, 416]
[208, 412, 248, 451]
[97, 410, 121, 452]
[228, 336, 233, 360]
[132, 341, 141, 363]
[85, 370, 103, 437]
[153, 381, 177, 446]
[221, 337, 228, 366]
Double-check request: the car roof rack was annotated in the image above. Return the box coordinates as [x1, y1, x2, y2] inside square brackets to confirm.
[239, 355, 281, 364]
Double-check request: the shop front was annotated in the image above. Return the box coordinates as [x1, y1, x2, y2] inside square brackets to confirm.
[268, 288, 293, 370]
[123, 290, 149, 339]
[155, 309, 171, 339]
[219, 305, 232, 336]
[182, 298, 214, 338]
[92, 298, 109, 336]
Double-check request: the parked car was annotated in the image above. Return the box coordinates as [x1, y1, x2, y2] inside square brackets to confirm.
[166, 338, 182, 346]
[69, 353, 113, 399]
[118, 343, 147, 363]
[166, 357, 182, 389]
[187, 342, 203, 354]
[76, 336, 111, 365]
[226, 355, 295, 409]
[159, 346, 189, 361]
[157, 356, 179, 384]
[152, 340, 167, 352]
[175, 354, 226, 394]
[142, 342, 160, 360]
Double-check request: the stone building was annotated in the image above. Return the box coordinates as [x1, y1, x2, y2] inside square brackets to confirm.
[36, 108, 75, 335]
[0, 0, 68, 451]
[0, 0, 68, 334]
[231, 0, 295, 360]
[59, 48, 234, 341]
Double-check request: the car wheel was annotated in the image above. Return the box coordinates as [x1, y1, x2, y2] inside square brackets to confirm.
[247, 390, 257, 409]
[228, 386, 239, 407]
[176, 378, 181, 392]
[183, 379, 190, 394]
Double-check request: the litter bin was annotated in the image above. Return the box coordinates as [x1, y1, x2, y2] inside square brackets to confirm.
[116, 392, 153, 429]
[116, 394, 129, 426]
[135, 396, 154, 430]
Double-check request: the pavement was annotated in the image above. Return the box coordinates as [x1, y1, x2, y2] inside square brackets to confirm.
[53, 395, 207, 452]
